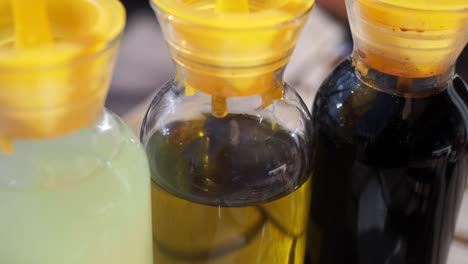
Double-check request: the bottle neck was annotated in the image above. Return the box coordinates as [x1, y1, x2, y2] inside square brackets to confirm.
[173, 55, 286, 96]
[0, 39, 119, 154]
[352, 50, 456, 96]
[0, 95, 106, 154]
[173, 59, 286, 117]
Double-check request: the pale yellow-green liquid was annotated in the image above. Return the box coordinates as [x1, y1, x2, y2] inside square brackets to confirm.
[0, 112, 153, 264]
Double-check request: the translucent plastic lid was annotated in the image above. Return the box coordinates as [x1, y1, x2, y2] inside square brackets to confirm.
[347, 0, 468, 77]
[151, 0, 314, 96]
[0, 0, 125, 153]
[151, 0, 314, 117]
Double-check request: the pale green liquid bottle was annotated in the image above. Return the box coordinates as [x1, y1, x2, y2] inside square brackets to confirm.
[0, 0, 153, 263]
[0, 112, 153, 263]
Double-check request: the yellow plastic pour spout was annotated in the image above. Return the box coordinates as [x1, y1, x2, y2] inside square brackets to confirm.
[209, 0, 250, 117]
[0, 0, 53, 153]
[0, 0, 125, 153]
[348, 0, 468, 78]
[151, 0, 315, 116]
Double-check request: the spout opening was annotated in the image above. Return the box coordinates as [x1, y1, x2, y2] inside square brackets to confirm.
[151, 0, 314, 29]
[360, 0, 468, 13]
[0, 0, 125, 70]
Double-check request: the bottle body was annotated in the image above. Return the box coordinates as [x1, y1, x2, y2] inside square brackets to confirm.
[0, 110, 153, 264]
[142, 80, 313, 264]
[307, 59, 468, 264]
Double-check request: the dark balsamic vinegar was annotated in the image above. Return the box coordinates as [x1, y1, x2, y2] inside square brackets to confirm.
[306, 59, 468, 264]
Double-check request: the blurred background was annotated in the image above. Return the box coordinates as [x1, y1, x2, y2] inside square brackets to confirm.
[107, 0, 468, 117]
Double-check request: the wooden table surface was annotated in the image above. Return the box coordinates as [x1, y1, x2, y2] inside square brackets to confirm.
[122, 8, 468, 263]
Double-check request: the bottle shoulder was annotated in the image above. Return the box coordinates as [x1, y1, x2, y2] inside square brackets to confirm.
[142, 80, 312, 143]
[142, 80, 313, 205]
[0, 110, 148, 190]
[312, 59, 468, 162]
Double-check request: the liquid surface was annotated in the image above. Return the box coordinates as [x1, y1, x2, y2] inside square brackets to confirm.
[306, 59, 468, 264]
[0, 112, 153, 264]
[146, 114, 311, 264]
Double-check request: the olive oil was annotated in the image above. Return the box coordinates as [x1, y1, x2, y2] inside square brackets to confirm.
[146, 114, 311, 264]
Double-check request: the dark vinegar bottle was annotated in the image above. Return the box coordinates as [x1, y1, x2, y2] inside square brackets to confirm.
[306, 1, 468, 264]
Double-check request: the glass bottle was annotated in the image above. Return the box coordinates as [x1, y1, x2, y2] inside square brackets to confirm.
[142, 0, 315, 263]
[0, 0, 153, 263]
[307, 1, 468, 264]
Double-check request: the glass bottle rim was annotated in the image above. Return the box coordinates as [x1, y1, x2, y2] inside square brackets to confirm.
[150, 0, 314, 30]
[0, 0, 125, 72]
[355, 0, 467, 13]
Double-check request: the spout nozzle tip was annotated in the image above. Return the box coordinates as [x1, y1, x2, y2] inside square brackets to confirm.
[212, 96, 228, 118]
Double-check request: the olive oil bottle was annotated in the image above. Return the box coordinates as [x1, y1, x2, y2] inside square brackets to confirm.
[307, 1, 468, 264]
[142, 0, 315, 263]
